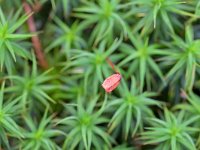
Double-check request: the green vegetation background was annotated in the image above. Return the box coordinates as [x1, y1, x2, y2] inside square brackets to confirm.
[0, 0, 200, 150]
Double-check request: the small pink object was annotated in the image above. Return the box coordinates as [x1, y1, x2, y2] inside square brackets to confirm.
[102, 73, 121, 93]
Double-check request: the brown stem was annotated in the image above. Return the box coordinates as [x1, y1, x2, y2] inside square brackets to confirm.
[106, 57, 119, 74]
[32, 0, 42, 12]
[23, 1, 48, 69]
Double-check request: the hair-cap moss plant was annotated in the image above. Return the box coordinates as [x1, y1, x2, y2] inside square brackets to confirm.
[74, 0, 129, 45]
[45, 17, 86, 60]
[161, 25, 200, 91]
[175, 90, 200, 150]
[107, 77, 161, 140]
[57, 94, 114, 150]
[128, 0, 197, 37]
[0, 7, 33, 74]
[5, 55, 57, 111]
[19, 109, 64, 150]
[141, 108, 199, 150]
[118, 31, 166, 91]
[0, 81, 24, 149]
[66, 38, 122, 94]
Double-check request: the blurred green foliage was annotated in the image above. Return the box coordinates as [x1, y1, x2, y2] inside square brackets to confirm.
[0, 0, 200, 149]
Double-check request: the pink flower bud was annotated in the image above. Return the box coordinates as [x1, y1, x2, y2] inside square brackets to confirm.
[102, 73, 121, 93]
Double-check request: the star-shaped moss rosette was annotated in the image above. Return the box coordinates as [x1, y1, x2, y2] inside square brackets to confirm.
[74, 0, 129, 45]
[128, 0, 197, 36]
[107, 77, 160, 139]
[0, 81, 24, 149]
[162, 25, 200, 91]
[141, 108, 199, 150]
[65, 37, 122, 94]
[57, 95, 114, 150]
[6, 54, 57, 111]
[0, 7, 34, 74]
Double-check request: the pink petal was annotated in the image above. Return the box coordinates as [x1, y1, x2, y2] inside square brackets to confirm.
[102, 73, 121, 93]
